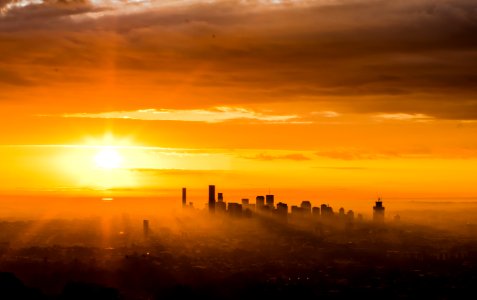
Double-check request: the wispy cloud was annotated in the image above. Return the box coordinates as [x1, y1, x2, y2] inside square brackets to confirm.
[374, 113, 434, 122]
[61, 107, 299, 123]
[312, 111, 341, 118]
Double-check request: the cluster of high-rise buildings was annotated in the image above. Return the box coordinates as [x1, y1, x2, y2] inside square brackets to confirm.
[181, 185, 386, 222]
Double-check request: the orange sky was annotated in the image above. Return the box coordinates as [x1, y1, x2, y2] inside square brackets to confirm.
[1, 0, 477, 204]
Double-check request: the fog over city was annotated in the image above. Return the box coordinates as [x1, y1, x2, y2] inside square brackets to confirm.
[1, 186, 477, 299]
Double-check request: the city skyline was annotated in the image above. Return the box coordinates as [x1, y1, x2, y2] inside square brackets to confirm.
[182, 184, 374, 221]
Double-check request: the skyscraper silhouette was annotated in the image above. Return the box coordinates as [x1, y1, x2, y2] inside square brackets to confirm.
[301, 201, 312, 214]
[347, 210, 355, 220]
[216, 192, 226, 212]
[373, 198, 385, 222]
[339, 207, 345, 218]
[312, 207, 321, 218]
[266, 194, 275, 208]
[256, 196, 265, 209]
[320, 204, 333, 217]
[228, 203, 243, 217]
[182, 188, 187, 207]
[209, 185, 216, 213]
[277, 202, 288, 219]
[291, 205, 304, 216]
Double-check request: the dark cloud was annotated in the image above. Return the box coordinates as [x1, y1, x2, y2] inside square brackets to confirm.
[0, 1, 476, 118]
[0, 68, 35, 86]
[1, 0, 99, 20]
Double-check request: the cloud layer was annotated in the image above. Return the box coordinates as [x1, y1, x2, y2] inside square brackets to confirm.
[0, 0, 476, 119]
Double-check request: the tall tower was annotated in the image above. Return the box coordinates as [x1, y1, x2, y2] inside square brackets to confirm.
[209, 185, 216, 213]
[216, 192, 226, 212]
[266, 194, 275, 208]
[182, 187, 187, 207]
[373, 198, 385, 222]
[256, 196, 265, 209]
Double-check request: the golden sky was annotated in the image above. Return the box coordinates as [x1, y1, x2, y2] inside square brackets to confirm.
[1, 0, 477, 202]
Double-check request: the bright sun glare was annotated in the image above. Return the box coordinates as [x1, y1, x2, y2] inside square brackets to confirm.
[94, 148, 123, 169]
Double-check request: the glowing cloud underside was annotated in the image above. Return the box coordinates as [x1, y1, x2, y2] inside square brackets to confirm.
[1, 0, 303, 15]
[63, 107, 298, 123]
[374, 113, 434, 122]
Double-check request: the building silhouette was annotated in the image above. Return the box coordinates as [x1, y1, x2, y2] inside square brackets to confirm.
[228, 203, 243, 217]
[301, 201, 312, 214]
[241, 198, 250, 211]
[373, 198, 385, 222]
[339, 207, 345, 218]
[256, 196, 265, 210]
[321, 204, 333, 217]
[277, 202, 288, 219]
[216, 192, 226, 212]
[291, 205, 304, 216]
[182, 188, 187, 207]
[209, 185, 216, 213]
[312, 207, 321, 218]
[347, 210, 355, 220]
[266, 194, 275, 209]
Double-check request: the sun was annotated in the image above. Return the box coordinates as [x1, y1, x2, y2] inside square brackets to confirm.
[94, 148, 123, 169]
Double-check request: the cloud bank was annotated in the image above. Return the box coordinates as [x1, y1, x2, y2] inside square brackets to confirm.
[1, 0, 476, 119]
